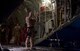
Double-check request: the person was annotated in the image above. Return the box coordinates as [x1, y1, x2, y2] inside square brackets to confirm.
[5, 25, 10, 44]
[25, 10, 36, 49]
[0, 26, 6, 44]
[20, 23, 27, 45]
[11, 23, 21, 45]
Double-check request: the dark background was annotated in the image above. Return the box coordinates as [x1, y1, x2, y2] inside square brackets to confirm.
[1, 0, 80, 48]
[0, 0, 23, 23]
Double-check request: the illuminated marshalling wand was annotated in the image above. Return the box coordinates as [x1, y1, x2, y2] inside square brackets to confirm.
[7, 0, 77, 45]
